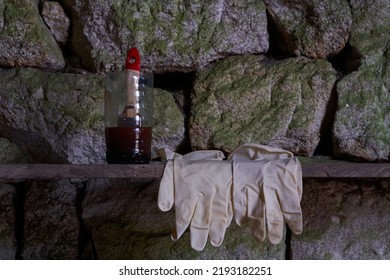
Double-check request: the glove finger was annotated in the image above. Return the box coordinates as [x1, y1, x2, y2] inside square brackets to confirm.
[278, 158, 303, 198]
[210, 166, 233, 247]
[209, 220, 227, 247]
[232, 163, 249, 226]
[189, 193, 213, 251]
[263, 187, 284, 244]
[158, 161, 175, 212]
[172, 193, 198, 241]
[232, 185, 248, 226]
[276, 189, 303, 235]
[284, 212, 303, 235]
[250, 218, 266, 242]
[273, 165, 303, 235]
[209, 191, 232, 247]
[190, 227, 209, 251]
[247, 186, 266, 242]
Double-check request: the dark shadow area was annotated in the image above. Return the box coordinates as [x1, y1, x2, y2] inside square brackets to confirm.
[285, 227, 292, 260]
[313, 85, 338, 157]
[154, 72, 196, 93]
[315, 43, 362, 157]
[328, 43, 362, 75]
[14, 182, 28, 260]
[265, 10, 296, 60]
[74, 180, 99, 260]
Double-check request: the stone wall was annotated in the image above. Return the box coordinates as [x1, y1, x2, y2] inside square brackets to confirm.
[1, 178, 390, 260]
[0, 0, 389, 259]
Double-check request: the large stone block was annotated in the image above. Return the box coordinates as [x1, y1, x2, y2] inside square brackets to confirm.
[0, 0, 65, 69]
[333, 60, 390, 161]
[190, 55, 336, 156]
[292, 179, 390, 259]
[63, 0, 269, 72]
[22, 180, 80, 259]
[81, 179, 285, 259]
[349, 0, 390, 63]
[0, 68, 105, 163]
[264, 0, 352, 58]
[41, 1, 70, 45]
[333, 0, 390, 161]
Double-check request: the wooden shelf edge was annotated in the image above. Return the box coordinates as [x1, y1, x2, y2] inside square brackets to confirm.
[0, 163, 165, 181]
[0, 162, 389, 180]
[301, 162, 390, 178]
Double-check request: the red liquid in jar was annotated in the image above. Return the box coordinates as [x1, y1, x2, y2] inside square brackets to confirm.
[105, 126, 152, 164]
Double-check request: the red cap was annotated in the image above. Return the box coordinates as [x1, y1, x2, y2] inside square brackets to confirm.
[125, 47, 141, 71]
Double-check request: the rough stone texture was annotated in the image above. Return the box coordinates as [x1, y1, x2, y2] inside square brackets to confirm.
[0, 68, 186, 163]
[41, 1, 70, 45]
[62, 0, 269, 72]
[292, 179, 390, 259]
[264, 0, 352, 58]
[349, 0, 390, 64]
[81, 179, 285, 259]
[0, 184, 17, 260]
[333, 0, 390, 161]
[22, 180, 80, 259]
[0, 68, 105, 163]
[334, 61, 390, 161]
[190, 55, 336, 156]
[152, 88, 185, 157]
[0, 0, 65, 69]
[0, 138, 29, 163]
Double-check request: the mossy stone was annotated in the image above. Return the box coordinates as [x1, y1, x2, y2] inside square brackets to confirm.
[292, 179, 390, 259]
[81, 179, 285, 260]
[0, 68, 105, 163]
[190, 55, 336, 156]
[152, 88, 185, 156]
[332, 0, 390, 162]
[63, 0, 268, 72]
[263, 0, 352, 58]
[334, 60, 390, 161]
[0, 0, 65, 69]
[0, 138, 29, 163]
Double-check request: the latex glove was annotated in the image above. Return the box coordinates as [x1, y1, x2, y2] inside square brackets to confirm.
[158, 148, 233, 251]
[228, 143, 302, 244]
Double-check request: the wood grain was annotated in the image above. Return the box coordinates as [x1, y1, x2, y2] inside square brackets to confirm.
[0, 162, 389, 181]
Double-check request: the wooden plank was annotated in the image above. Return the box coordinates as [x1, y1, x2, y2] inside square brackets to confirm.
[0, 162, 389, 180]
[301, 163, 390, 178]
[0, 163, 165, 180]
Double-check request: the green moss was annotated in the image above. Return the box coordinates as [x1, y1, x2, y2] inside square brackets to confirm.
[152, 88, 183, 137]
[1, 68, 104, 133]
[350, 0, 390, 57]
[110, 0, 263, 64]
[191, 55, 335, 153]
[336, 59, 390, 157]
[323, 252, 336, 260]
[0, 138, 29, 163]
[0, 0, 64, 68]
[288, 59, 336, 131]
[3, 1, 40, 41]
